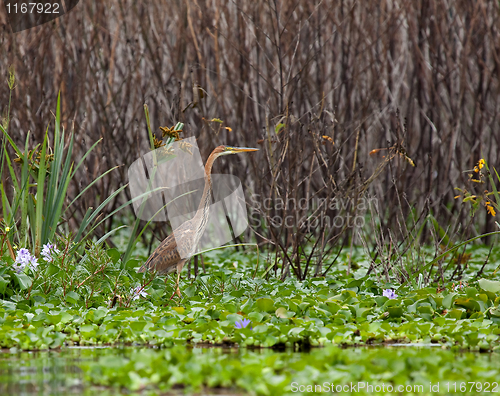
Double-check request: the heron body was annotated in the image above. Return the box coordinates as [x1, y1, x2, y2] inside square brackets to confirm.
[138, 145, 258, 298]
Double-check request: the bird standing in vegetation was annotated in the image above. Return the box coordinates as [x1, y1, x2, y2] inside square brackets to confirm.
[138, 145, 258, 298]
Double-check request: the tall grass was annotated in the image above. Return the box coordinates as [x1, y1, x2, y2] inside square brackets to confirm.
[0, 92, 127, 257]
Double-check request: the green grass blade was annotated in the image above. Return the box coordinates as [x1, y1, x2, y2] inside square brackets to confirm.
[1, 148, 19, 226]
[144, 104, 155, 151]
[44, 132, 74, 242]
[423, 231, 500, 274]
[64, 165, 119, 214]
[69, 137, 102, 180]
[1, 182, 12, 227]
[35, 131, 48, 255]
[43, 117, 65, 241]
[95, 225, 128, 245]
[19, 132, 31, 246]
[73, 184, 129, 244]
[71, 207, 93, 250]
[0, 123, 24, 158]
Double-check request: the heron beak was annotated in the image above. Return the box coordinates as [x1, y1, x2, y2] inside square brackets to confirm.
[227, 147, 259, 153]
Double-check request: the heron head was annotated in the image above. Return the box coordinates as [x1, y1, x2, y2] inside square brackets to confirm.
[216, 145, 259, 156]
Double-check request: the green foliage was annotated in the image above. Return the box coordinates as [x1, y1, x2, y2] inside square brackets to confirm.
[0, 247, 500, 352]
[0, 240, 499, 394]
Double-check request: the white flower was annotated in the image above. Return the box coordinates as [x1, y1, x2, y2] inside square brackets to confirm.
[131, 286, 148, 300]
[453, 281, 468, 292]
[41, 243, 60, 262]
[14, 248, 38, 273]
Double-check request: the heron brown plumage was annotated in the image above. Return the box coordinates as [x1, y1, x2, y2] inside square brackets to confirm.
[138, 145, 258, 298]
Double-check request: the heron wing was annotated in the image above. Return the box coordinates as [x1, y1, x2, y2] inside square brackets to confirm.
[138, 232, 182, 274]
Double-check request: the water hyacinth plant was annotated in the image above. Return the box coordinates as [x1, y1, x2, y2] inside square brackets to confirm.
[235, 318, 252, 329]
[41, 242, 60, 262]
[13, 248, 38, 273]
[383, 289, 398, 299]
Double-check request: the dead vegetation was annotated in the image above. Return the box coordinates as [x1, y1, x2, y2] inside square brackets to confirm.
[1, 0, 499, 280]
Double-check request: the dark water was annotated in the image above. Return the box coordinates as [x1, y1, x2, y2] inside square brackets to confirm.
[0, 346, 244, 396]
[0, 347, 125, 396]
[1, 345, 498, 396]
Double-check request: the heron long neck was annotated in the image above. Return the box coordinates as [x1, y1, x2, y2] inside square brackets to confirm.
[193, 153, 218, 229]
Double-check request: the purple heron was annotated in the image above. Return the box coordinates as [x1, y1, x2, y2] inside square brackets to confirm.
[138, 145, 258, 298]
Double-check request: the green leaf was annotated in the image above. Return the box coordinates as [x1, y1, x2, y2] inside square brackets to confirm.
[130, 321, 147, 332]
[324, 301, 341, 314]
[289, 327, 305, 336]
[256, 298, 275, 313]
[66, 291, 80, 304]
[125, 258, 141, 270]
[106, 248, 121, 264]
[184, 286, 196, 298]
[478, 279, 500, 293]
[248, 312, 264, 322]
[0, 299, 16, 310]
[262, 335, 278, 347]
[345, 278, 365, 289]
[60, 311, 74, 324]
[275, 307, 294, 319]
[442, 293, 456, 309]
[0, 275, 8, 293]
[446, 309, 465, 319]
[489, 306, 500, 317]
[388, 305, 404, 318]
[34, 131, 48, 254]
[14, 273, 32, 290]
[454, 297, 480, 311]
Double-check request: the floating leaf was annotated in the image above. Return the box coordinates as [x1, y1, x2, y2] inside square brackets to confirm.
[388, 305, 404, 318]
[275, 307, 294, 319]
[478, 279, 500, 293]
[256, 298, 275, 313]
[454, 297, 480, 311]
[442, 293, 456, 309]
[248, 312, 264, 322]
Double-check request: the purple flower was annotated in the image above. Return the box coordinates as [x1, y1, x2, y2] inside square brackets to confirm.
[383, 289, 398, 299]
[14, 248, 38, 273]
[131, 286, 148, 300]
[41, 243, 60, 262]
[235, 318, 252, 329]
